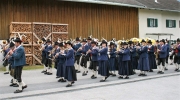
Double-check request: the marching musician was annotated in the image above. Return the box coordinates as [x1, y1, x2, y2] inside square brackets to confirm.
[3, 39, 10, 74]
[79, 38, 89, 76]
[129, 40, 138, 74]
[157, 39, 167, 74]
[169, 43, 174, 65]
[108, 41, 117, 76]
[63, 41, 77, 87]
[147, 40, 157, 72]
[155, 40, 160, 64]
[87, 36, 92, 72]
[44, 39, 53, 75]
[118, 41, 130, 79]
[53, 42, 60, 77]
[117, 42, 124, 78]
[55, 42, 67, 82]
[9, 37, 27, 93]
[73, 37, 82, 73]
[41, 38, 48, 73]
[175, 38, 180, 72]
[165, 39, 170, 70]
[137, 39, 150, 76]
[98, 39, 109, 82]
[88, 39, 99, 79]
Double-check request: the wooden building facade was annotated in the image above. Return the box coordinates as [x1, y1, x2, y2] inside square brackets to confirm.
[0, 0, 139, 40]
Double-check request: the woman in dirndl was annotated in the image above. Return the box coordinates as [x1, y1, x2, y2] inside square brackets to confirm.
[61, 41, 77, 87]
[98, 40, 110, 82]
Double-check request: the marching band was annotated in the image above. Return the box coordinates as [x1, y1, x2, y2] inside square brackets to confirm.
[1, 35, 180, 93]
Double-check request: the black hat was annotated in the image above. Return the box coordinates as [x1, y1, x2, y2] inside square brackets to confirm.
[54, 41, 59, 46]
[110, 42, 115, 46]
[87, 37, 92, 40]
[65, 41, 72, 46]
[147, 40, 152, 44]
[177, 38, 180, 42]
[91, 40, 97, 44]
[156, 40, 159, 43]
[14, 37, 22, 42]
[42, 37, 46, 42]
[128, 40, 133, 44]
[141, 39, 146, 43]
[160, 39, 165, 44]
[76, 37, 80, 41]
[9, 42, 15, 48]
[101, 40, 107, 45]
[59, 42, 64, 47]
[123, 42, 128, 45]
[46, 39, 51, 43]
[82, 38, 87, 42]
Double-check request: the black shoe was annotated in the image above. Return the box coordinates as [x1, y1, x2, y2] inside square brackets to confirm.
[138, 73, 143, 76]
[61, 79, 67, 82]
[157, 71, 162, 74]
[13, 84, 19, 87]
[22, 85, 27, 90]
[44, 72, 48, 74]
[175, 68, 178, 71]
[47, 72, 53, 75]
[91, 76, 97, 79]
[56, 76, 60, 78]
[86, 71, 88, 73]
[160, 72, 164, 74]
[176, 70, 180, 72]
[118, 76, 123, 79]
[66, 84, 72, 87]
[109, 73, 113, 75]
[14, 89, 23, 93]
[10, 83, 16, 87]
[165, 68, 168, 70]
[124, 76, 129, 79]
[82, 72, 87, 76]
[91, 75, 94, 78]
[71, 82, 75, 84]
[41, 70, 46, 73]
[76, 70, 81, 73]
[142, 74, 147, 76]
[58, 79, 62, 82]
[100, 79, 105, 82]
[4, 72, 9, 74]
[112, 74, 116, 76]
[149, 70, 153, 72]
[105, 76, 109, 80]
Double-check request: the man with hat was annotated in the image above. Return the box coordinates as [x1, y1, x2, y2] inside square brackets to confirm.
[3, 39, 11, 74]
[87, 39, 99, 79]
[73, 37, 82, 73]
[44, 39, 53, 75]
[9, 37, 27, 93]
[79, 38, 89, 76]
[87, 36, 92, 72]
[157, 39, 167, 74]
[108, 41, 117, 76]
[41, 37, 48, 73]
[137, 39, 150, 76]
[147, 40, 157, 72]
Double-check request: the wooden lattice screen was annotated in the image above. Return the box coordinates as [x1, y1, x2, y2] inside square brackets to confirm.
[10, 22, 68, 65]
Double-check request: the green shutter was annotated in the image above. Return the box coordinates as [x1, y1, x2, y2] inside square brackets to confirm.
[174, 20, 176, 28]
[155, 19, 158, 27]
[147, 18, 150, 27]
[166, 20, 169, 28]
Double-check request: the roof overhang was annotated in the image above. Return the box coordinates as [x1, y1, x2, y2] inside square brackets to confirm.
[58, 0, 146, 8]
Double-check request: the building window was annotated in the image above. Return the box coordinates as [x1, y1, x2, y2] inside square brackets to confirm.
[166, 20, 176, 28]
[147, 18, 158, 27]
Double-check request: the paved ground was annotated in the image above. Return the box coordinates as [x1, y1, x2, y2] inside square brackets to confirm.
[13, 75, 180, 100]
[0, 63, 180, 100]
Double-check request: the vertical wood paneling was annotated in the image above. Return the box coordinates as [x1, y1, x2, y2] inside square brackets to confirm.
[0, 0, 139, 40]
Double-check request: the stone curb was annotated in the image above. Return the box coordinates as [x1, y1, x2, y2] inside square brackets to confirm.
[1, 72, 180, 100]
